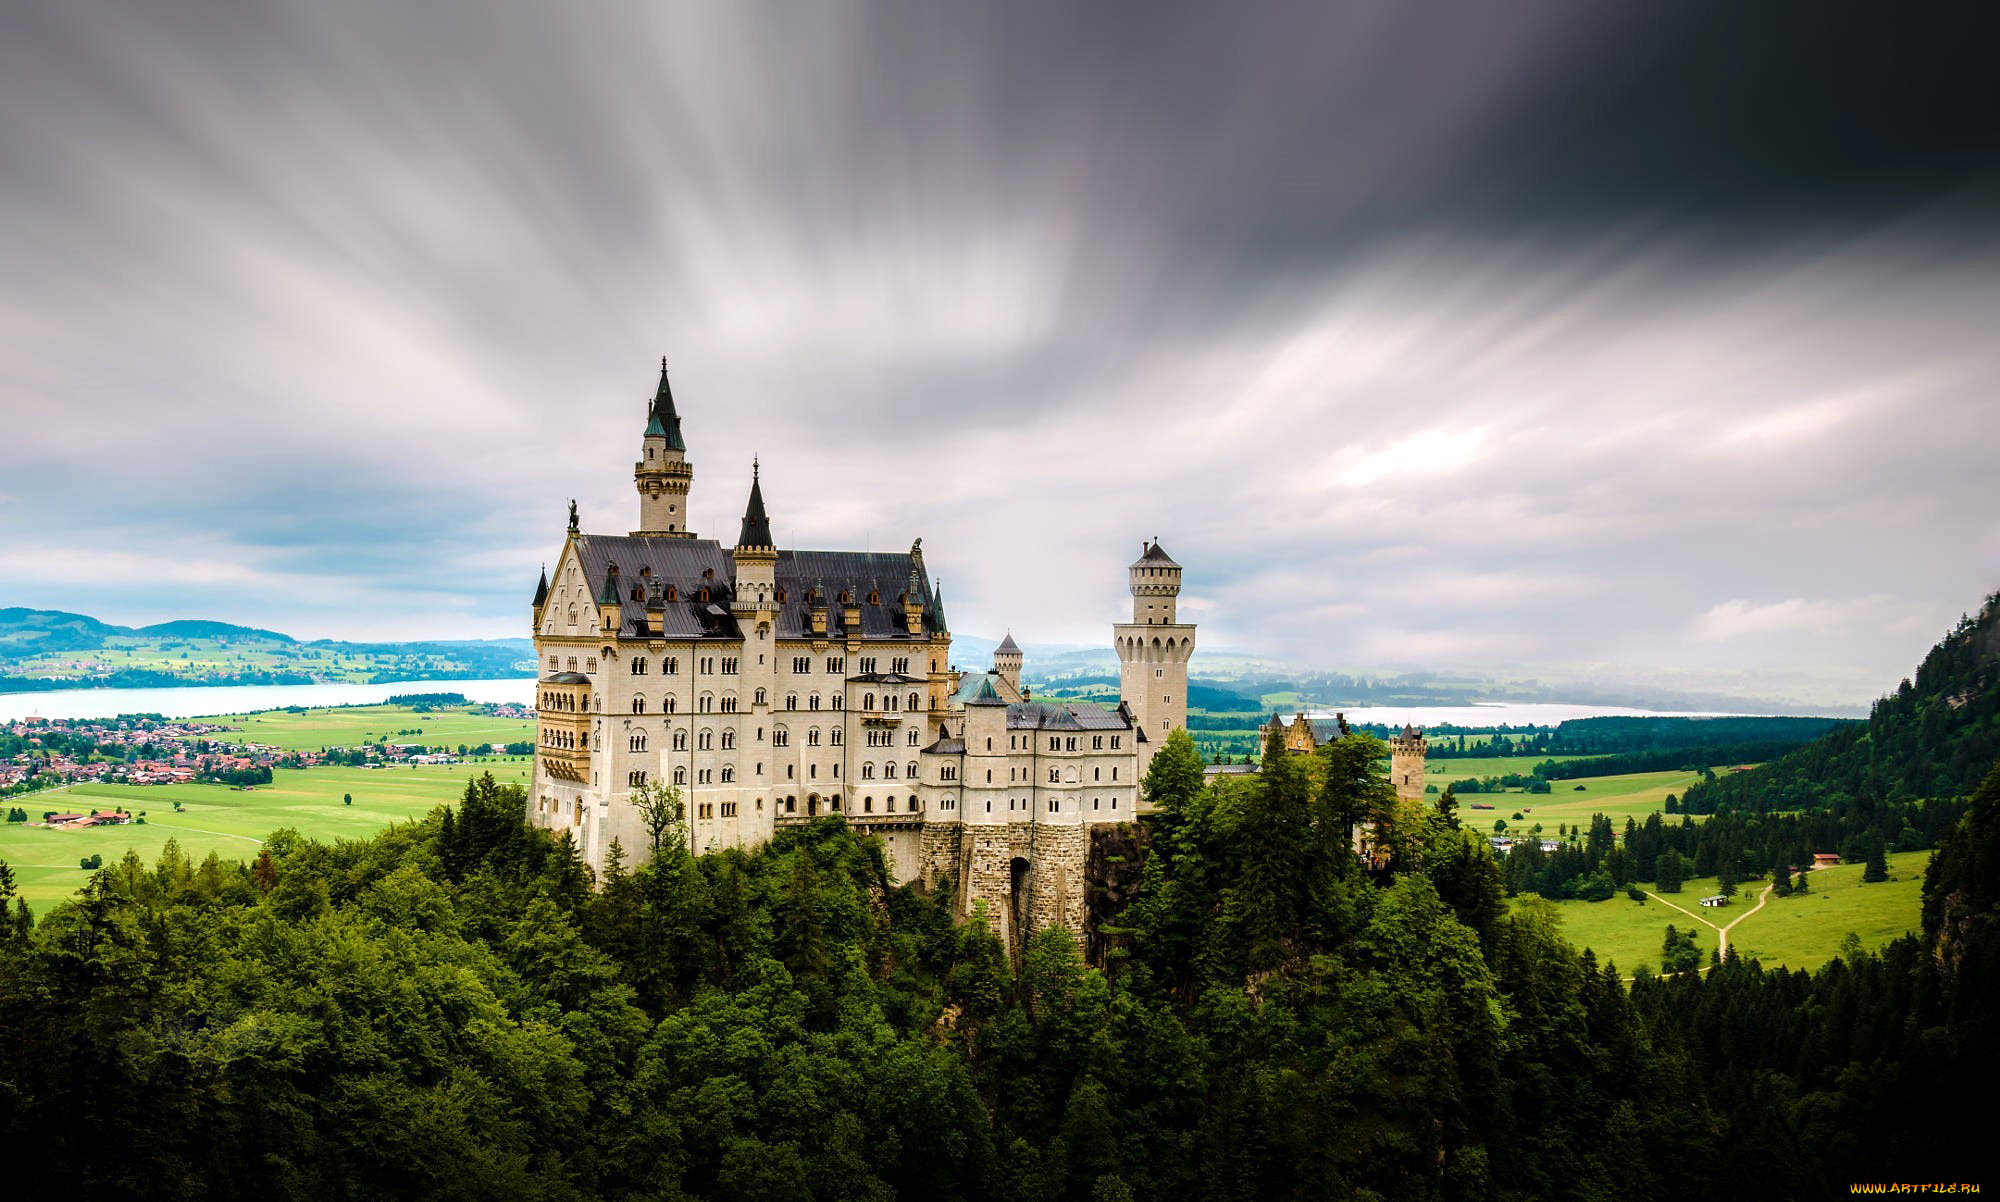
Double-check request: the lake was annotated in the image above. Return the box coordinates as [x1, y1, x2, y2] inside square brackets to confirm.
[0, 677, 1750, 727]
[0, 677, 534, 722]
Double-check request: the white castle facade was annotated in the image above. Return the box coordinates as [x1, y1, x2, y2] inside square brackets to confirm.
[529, 363, 1200, 945]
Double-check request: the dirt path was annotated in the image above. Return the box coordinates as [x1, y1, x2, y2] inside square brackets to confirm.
[1643, 881, 1774, 958]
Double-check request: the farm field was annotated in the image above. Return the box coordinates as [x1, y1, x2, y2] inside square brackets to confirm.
[1525, 850, 1928, 974]
[0, 760, 533, 909]
[194, 703, 534, 751]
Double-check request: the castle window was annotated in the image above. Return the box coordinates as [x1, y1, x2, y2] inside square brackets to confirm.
[631, 696, 647, 714]
[1093, 736, 1103, 750]
[753, 687, 766, 706]
[699, 693, 713, 712]
[774, 726, 789, 748]
[907, 728, 919, 746]
[586, 657, 597, 672]
[721, 729, 736, 750]
[808, 693, 821, 711]
[884, 795, 895, 812]
[831, 728, 843, 746]
[674, 766, 687, 785]
[663, 656, 679, 674]
[792, 656, 810, 674]
[722, 657, 739, 675]
[785, 693, 797, 710]
[630, 732, 648, 752]
[1112, 767, 1118, 781]
[1111, 797, 1118, 809]
[665, 696, 677, 713]
[631, 657, 648, 675]
[907, 761, 918, 778]
[721, 765, 735, 783]
[862, 763, 875, 779]
[1048, 737, 1058, 751]
[627, 770, 647, 787]
[884, 762, 897, 779]
[859, 657, 877, 674]
[1049, 798, 1058, 813]
[1111, 736, 1120, 749]
[863, 693, 876, 710]
[721, 695, 738, 713]
[698, 729, 713, 750]
[891, 656, 909, 674]
[807, 727, 821, 747]
[833, 694, 844, 710]
[827, 657, 844, 673]
[863, 796, 874, 813]
[1066, 737, 1077, 751]
[673, 729, 688, 751]
[985, 769, 991, 782]
[1093, 766, 1100, 781]
[908, 692, 920, 711]
[1048, 767, 1059, 783]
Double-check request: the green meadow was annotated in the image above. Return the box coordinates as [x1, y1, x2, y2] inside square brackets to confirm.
[194, 703, 535, 751]
[0, 760, 533, 909]
[1526, 850, 1929, 975]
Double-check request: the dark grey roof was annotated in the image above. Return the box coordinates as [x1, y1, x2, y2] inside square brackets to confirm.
[848, 672, 922, 684]
[645, 360, 686, 451]
[1131, 540, 1179, 568]
[995, 631, 1021, 655]
[532, 567, 548, 607]
[923, 735, 966, 755]
[544, 671, 590, 684]
[736, 462, 773, 549]
[569, 534, 939, 643]
[1004, 700, 1132, 732]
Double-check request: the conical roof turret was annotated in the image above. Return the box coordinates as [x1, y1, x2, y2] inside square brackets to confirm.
[736, 459, 773, 549]
[645, 357, 687, 451]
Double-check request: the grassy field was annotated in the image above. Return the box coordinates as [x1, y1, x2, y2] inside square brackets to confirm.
[197, 703, 534, 751]
[0, 760, 534, 910]
[1527, 850, 1929, 975]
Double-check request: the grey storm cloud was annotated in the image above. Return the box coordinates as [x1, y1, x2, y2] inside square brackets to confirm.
[2, 0, 1996, 706]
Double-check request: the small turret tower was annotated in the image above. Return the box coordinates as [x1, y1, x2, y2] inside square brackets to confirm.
[731, 460, 777, 609]
[1114, 539, 1197, 773]
[1390, 724, 1427, 804]
[634, 358, 696, 537]
[993, 631, 1023, 693]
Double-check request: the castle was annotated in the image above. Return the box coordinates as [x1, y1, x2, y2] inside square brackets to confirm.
[529, 362, 1195, 952]
[1262, 710, 1429, 804]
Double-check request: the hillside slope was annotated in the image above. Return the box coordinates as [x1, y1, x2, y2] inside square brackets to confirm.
[1686, 593, 2000, 813]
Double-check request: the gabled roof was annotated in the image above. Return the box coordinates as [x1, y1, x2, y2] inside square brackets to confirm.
[1004, 700, 1132, 731]
[964, 675, 1009, 706]
[645, 359, 687, 451]
[565, 533, 940, 643]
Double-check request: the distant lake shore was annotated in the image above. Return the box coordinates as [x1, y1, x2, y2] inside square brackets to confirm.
[0, 677, 1780, 727]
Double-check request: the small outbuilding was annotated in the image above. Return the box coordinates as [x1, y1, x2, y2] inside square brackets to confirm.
[1697, 895, 1728, 908]
[1812, 852, 1841, 868]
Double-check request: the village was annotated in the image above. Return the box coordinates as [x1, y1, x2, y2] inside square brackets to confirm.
[0, 705, 534, 800]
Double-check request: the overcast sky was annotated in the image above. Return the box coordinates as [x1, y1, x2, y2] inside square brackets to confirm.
[3, 0, 1996, 704]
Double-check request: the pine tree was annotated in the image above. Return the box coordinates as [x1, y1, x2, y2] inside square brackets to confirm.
[1864, 836, 1889, 882]
[1657, 847, 1685, 893]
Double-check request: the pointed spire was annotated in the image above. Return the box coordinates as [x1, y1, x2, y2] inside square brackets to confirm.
[931, 580, 948, 632]
[532, 564, 549, 607]
[996, 630, 1021, 656]
[645, 356, 687, 451]
[736, 458, 773, 549]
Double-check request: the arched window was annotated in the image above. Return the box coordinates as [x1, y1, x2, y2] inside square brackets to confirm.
[884, 762, 897, 780]
[665, 695, 676, 713]
[721, 765, 735, 783]
[753, 687, 766, 706]
[785, 693, 797, 710]
[863, 692, 875, 711]
[673, 766, 687, 785]
[629, 732, 647, 752]
[807, 727, 821, 747]
[809, 693, 821, 710]
[908, 761, 918, 779]
[908, 692, 920, 711]
[698, 729, 713, 750]
[863, 796, 874, 812]
[631, 657, 648, 675]
[862, 763, 875, 779]
[699, 693, 713, 713]
[830, 728, 843, 746]
[673, 729, 688, 751]
[774, 726, 790, 748]
[631, 696, 646, 714]
[721, 729, 736, 750]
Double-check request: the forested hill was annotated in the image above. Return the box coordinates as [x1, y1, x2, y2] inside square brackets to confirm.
[1685, 593, 2000, 814]
[0, 607, 533, 691]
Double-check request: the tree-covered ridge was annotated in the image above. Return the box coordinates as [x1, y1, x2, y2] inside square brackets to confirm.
[1, 736, 1996, 1199]
[1684, 593, 2000, 814]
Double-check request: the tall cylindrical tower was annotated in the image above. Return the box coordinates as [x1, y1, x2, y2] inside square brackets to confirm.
[1113, 540, 1196, 775]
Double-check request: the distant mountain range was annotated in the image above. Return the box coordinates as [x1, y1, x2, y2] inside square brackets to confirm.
[0, 608, 534, 693]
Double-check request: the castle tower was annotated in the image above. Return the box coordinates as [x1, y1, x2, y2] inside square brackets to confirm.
[633, 358, 696, 538]
[1114, 540, 1196, 774]
[993, 631, 1023, 693]
[731, 460, 777, 607]
[1390, 724, 1427, 804]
